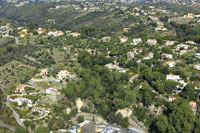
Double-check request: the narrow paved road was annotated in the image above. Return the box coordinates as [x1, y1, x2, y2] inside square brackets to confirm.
[6, 98, 25, 128]
[0, 122, 15, 132]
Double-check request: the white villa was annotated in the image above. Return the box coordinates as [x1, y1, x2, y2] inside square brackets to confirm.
[165, 61, 175, 67]
[57, 70, 71, 80]
[147, 39, 157, 45]
[40, 68, 49, 77]
[102, 36, 111, 42]
[166, 74, 187, 90]
[11, 97, 32, 107]
[194, 53, 200, 59]
[131, 38, 142, 45]
[168, 96, 179, 102]
[47, 31, 64, 37]
[166, 74, 181, 81]
[161, 53, 173, 59]
[143, 52, 153, 60]
[120, 36, 128, 43]
[185, 40, 197, 45]
[46, 86, 60, 95]
[105, 63, 127, 73]
[194, 64, 200, 70]
[164, 41, 176, 46]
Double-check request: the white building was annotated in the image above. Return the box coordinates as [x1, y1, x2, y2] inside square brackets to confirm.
[147, 39, 157, 45]
[40, 68, 49, 77]
[57, 70, 71, 80]
[161, 53, 173, 59]
[166, 74, 181, 81]
[46, 86, 60, 95]
[102, 36, 111, 42]
[47, 31, 64, 37]
[165, 61, 175, 67]
[175, 44, 189, 51]
[185, 40, 197, 45]
[120, 36, 128, 43]
[127, 52, 135, 58]
[164, 41, 176, 46]
[168, 96, 179, 102]
[194, 64, 200, 70]
[131, 38, 142, 45]
[12, 97, 32, 107]
[194, 53, 200, 59]
[69, 32, 81, 37]
[143, 52, 153, 60]
[105, 63, 127, 73]
[189, 101, 197, 110]
[37, 28, 46, 34]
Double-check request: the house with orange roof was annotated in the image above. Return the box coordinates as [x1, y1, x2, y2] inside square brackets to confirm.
[161, 53, 173, 59]
[16, 84, 26, 93]
[168, 96, 179, 102]
[70, 32, 80, 37]
[37, 28, 46, 34]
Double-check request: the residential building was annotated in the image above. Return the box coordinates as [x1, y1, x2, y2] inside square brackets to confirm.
[189, 101, 197, 110]
[37, 28, 46, 34]
[127, 52, 135, 59]
[47, 31, 63, 37]
[32, 107, 45, 115]
[185, 40, 197, 45]
[120, 36, 128, 43]
[161, 53, 173, 59]
[194, 53, 200, 59]
[40, 68, 49, 77]
[194, 64, 200, 70]
[166, 74, 181, 81]
[131, 38, 142, 45]
[12, 97, 32, 107]
[123, 28, 130, 32]
[175, 44, 189, 51]
[168, 96, 179, 102]
[148, 16, 158, 21]
[70, 32, 80, 37]
[144, 52, 153, 60]
[102, 36, 111, 42]
[165, 61, 175, 67]
[147, 39, 157, 45]
[164, 41, 176, 46]
[57, 70, 71, 80]
[16, 84, 26, 93]
[46, 86, 60, 95]
[105, 63, 127, 73]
